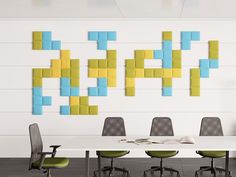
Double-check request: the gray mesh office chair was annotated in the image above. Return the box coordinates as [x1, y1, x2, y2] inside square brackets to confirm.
[29, 123, 69, 177]
[94, 117, 130, 177]
[195, 117, 231, 177]
[144, 117, 180, 177]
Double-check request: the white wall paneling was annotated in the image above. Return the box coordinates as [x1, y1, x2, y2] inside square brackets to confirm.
[0, 20, 236, 157]
[1, 0, 236, 18]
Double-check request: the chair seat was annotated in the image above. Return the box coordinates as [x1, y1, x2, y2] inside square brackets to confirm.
[33, 157, 69, 169]
[98, 151, 129, 158]
[146, 151, 178, 158]
[198, 151, 226, 158]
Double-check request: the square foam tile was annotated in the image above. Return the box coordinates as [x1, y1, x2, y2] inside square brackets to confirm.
[60, 87, 70, 96]
[51, 41, 61, 50]
[107, 31, 116, 41]
[88, 87, 98, 96]
[33, 87, 42, 97]
[42, 96, 52, 106]
[162, 87, 172, 96]
[191, 31, 200, 41]
[209, 59, 219, 68]
[97, 40, 107, 50]
[98, 78, 108, 87]
[60, 105, 70, 115]
[42, 31, 52, 42]
[98, 87, 108, 96]
[88, 31, 98, 41]
[70, 87, 80, 96]
[154, 50, 163, 59]
[33, 105, 43, 115]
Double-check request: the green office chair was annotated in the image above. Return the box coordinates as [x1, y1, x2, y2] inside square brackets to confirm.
[144, 117, 180, 177]
[94, 117, 130, 177]
[195, 117, 231, 177]
[29, 123, 69, 177]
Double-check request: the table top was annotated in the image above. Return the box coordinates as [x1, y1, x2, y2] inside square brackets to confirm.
[58, 136, 236, 151]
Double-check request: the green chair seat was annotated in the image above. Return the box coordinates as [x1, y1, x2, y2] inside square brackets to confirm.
[198, 151, 226, 158]
[146, 151, 178, 158]
[33, 157, 69, 169]
[98, 151, 129, 158]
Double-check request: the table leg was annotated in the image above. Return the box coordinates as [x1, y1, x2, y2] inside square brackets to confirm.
[98, 152, 101, 177]
[225, 151, 230, 177]
[85, 151, 90, 177]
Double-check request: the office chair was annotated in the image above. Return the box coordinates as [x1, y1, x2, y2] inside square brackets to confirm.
[195, 117, 231, 177]
[144, 117, 180, 177]
[29, 123, 69, 177]
[94, 117, 130, 177]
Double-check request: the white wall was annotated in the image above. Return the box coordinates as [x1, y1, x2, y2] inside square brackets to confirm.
[0, 19, 236, 157]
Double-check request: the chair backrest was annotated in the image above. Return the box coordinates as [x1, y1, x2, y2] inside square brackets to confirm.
[200, 117, 223, 136]
[150, 117, 174, 136]
[102, 117, 126, 136]
[29, 123, 43, 169]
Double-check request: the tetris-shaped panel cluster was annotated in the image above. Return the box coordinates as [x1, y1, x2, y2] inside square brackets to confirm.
[33, 31, 61, 50]
[32, 49, 98, 115]
[32, 30, 219, 116]
[32, 31, 99, 115]
[125, 31, 184, 96]
[190, 40, 219, 96]
[32, 31, 118, 115]
[32, 74, 52, 115]
[61, 96, 98, 115]
[181, 31, 200, 50]
[88, 31, 116, 50]
[88, 50, 117, 96]
[125, 31, 219, 96]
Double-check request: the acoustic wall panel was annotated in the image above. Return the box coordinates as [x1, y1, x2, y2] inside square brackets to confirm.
[32, 31, 118, 115]
[32, 29, 219, 115]
[125, 31, 219, 98]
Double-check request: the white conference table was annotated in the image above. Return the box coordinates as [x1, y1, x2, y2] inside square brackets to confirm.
[59, 136, 236, 177]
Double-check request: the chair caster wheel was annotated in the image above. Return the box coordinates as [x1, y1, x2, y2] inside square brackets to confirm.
[143, 172, 147, 177]
[123, 169, 126, 175]
[94, 172, 98, 177]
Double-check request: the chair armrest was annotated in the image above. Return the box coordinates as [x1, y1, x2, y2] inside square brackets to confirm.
[49, 145, 61, 158]
[50, 145, 61, 149]
[37, 152, 54, 169]
[38, 152, 54, 155]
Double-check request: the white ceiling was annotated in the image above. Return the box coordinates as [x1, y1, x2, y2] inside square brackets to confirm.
[0, 0, 236, 18]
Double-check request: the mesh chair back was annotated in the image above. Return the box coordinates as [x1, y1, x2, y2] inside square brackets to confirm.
[150, 117, 174, 136]
[200, 117, 223, 136]
[102, 117, 126, 136]
[29, 123, 43, 169]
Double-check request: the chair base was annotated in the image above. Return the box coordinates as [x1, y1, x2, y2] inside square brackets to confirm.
[144, 166, 180, 177]
[195, 158, 231, 177]
[144, 158, 180, 177]
[94, 158, 130, 177]
[47, 169, 51, 177]
[44, 169, 51, 177]
[94, 166, 130, 177]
